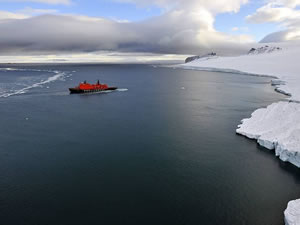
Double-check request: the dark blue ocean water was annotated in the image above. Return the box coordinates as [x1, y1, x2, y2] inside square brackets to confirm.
[0, 64, 299, 225]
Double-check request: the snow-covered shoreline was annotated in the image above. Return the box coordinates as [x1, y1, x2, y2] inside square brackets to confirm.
[176, 43, 300, 225]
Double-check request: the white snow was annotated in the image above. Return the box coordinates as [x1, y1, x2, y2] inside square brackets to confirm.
[236, 101, 300, 167]
[177, 43, 300, 224]
[180, 45, 300, 101]
[285, 199, 300, 225]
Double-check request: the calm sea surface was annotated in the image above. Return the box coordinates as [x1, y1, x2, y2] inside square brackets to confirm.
[0, 64, 299, 225]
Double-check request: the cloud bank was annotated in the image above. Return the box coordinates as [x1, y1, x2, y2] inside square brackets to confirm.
[0, 0, 254, 57]
[247, 0, 300, 42]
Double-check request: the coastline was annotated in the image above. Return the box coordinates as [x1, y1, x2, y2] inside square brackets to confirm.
[175, 44, 300, 225]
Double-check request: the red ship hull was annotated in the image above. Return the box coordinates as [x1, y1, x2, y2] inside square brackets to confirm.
[69, 87, 117, 94]
[69, 81, 117, 94]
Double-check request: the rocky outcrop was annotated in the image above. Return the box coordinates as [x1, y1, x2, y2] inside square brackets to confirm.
[185, 52, 216, 63]
[248, 45, 282, 55]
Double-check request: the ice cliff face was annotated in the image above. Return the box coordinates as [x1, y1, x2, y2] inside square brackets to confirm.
[236, 101, 300, 168]
[285, 199, 300, 225]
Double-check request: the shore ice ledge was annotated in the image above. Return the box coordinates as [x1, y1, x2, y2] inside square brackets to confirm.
[178, 43, 300, 225]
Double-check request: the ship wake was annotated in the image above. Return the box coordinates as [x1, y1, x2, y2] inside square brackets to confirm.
[0, 68, 72, 98]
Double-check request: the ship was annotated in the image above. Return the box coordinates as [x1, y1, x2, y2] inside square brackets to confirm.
[69, 80, 117, 94]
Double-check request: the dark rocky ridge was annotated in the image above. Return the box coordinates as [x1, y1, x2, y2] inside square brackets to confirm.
[248, 45, 282, 55]
[185, 52, 217, 63]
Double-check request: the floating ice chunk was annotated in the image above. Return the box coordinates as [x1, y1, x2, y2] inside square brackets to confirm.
[285, 199, 300, 225]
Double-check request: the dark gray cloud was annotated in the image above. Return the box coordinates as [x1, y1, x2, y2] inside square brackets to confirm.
[0, 1, 254, 56]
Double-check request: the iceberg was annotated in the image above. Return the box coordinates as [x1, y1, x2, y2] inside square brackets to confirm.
[285, 199, 300, 225]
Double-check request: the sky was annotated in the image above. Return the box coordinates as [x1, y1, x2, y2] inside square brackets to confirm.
[0, 0, 300, 62]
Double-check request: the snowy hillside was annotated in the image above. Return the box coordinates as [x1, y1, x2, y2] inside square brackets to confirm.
[180, 44, 300, 101]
